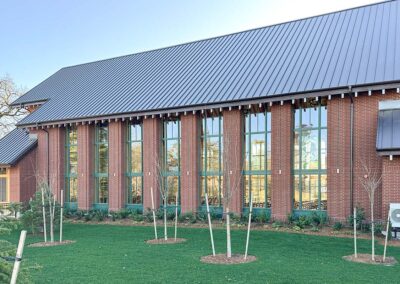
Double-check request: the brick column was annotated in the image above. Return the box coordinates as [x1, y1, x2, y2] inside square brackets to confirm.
[77, 124, 94, 210]
[30, 129, 48, 182]
[327, 98, 351, 222]
[223, 109, 244, 214]
[271, 103, 293, 221]
[143, 118, 161, 211]
[48, 127, 65, 202]
[108, 121, 126, 211]
[181, 114, 200, 213]
[381, 157, 400, 219]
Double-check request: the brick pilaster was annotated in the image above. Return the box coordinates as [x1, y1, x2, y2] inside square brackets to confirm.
[223, 109, 244, 214]
[327, 97, 351, 222]
[143, 118, 161, 211]
[108, 121, 126, 211]
[271, 103, 293, 221]
[77, 124, 94, 210]
[181, 114, 200, 213]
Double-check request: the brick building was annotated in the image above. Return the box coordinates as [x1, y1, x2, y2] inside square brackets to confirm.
[4, 1, 400, 221]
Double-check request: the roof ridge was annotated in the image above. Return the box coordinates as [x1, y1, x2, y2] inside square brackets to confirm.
[62, 0, 389, 70]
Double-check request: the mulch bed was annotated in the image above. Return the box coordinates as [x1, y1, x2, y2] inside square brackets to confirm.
[343, 254, 397, 266]
[28, 240, 76, 247]
[146, 238, 187, 245]
[201, 254, 257, 265]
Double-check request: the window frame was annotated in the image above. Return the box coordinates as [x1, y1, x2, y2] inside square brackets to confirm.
[200, 115, 223, 207]
[0, 167, 9, 204]
[126, 122, 143, 205]
[65, 126, 78, 203]
[94, 122, 109, 205]
[161, 119, 181, 205]
[293, 100, 327, 211]
[243, 110, 272, 209]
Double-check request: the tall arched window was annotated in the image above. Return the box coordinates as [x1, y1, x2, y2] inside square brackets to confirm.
[95, 122, 109, 205]
[126, 122, 143, 206]
[65, 126, 78, 204]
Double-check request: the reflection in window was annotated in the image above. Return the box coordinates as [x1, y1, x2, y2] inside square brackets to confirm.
[293, 99, 327, 210]
[0, 168, 8, 203]
[65, 126, 78, 202]
[95, 123, 109, 204]
[127, 123, 143, 204]
[244, 111, 271, 208]
[162, 119, 180, 205]
[200, 115, 223, 206]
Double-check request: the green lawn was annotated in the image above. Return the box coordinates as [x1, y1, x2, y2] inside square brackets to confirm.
[6, 223, 400, 283]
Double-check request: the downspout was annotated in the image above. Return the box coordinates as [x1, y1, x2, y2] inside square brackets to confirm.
[348, 88, 354, 212]
[41, 127, 50, 185]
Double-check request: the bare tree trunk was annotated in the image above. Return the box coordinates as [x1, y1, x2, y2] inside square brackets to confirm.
[150, 187, 158, 240]
[226, 207, 231, 258]
[164, 197, 168, 240]
[205, 193, 215, 256]
[244, 194, 253, 259]
[60, 190, 64, 242]
[40, 186, 47, 243]
[371, 200, 375, 261]
[49, 193, 54, 243]
[174, 190, 178, 241]
[353, 207, 357, 258]
[383, 207, 390, 261]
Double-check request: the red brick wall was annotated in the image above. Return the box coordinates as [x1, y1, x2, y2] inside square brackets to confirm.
[353, 91, 400, 220]
[77, 124, 94, 210]
[327, 97, 352, 221]
[271, 103, 293, 221]
[143, 118, 161, 211]
[9, 148, 37, 203]
[108, 121, 126, 211]
[381, 157, 400, 219]
[48, 127, 65, 202]
[30, 129, 48, 182]
[223, 110, 244, 214]
[181, 114, 200, 213]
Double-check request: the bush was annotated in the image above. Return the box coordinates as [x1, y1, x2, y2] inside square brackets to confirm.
[287, 213, 296, 224]
[333, 222, 343, 231]
[131, 213, 144, 222]
[178, 212, 196, 223]
[255, 212, 270, 224]
[20, 189, 61, 235]
[272, 221, 283, 229]
[347, 207, 365, 230]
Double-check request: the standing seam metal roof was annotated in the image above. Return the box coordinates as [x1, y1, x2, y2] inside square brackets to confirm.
[0, 129, 37, 166]
[12, 0, 400, 126]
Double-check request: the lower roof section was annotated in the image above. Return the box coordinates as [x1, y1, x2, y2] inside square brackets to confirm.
[0, 128, 37, 166]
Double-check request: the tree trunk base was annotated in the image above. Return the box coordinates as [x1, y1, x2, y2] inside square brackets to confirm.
[343, 254, 397, 266]
[201, 254, 256, 265]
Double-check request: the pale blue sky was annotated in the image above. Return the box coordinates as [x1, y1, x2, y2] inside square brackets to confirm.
[2, 0, 378, 89]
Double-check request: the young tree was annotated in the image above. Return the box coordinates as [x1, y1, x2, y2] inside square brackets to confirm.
[155, 156, 168, 240]
[221, 133, 243, 258]
[0, 75, 27, 137]
[359, 162, 382, 261]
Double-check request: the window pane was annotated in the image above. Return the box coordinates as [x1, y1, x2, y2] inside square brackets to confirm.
[166, 140, 179, 172]
[266, 175, 271, 208]
[206, 137, 220, 172]
[250, 133, 265, 171]
[131, 142, 142, 172]
[320, 175, 327, 210]
[301, 175, 319, 210]
[294, 132, 300, 170]
[98, 177, 108, 203]
[294, 109, 301, 128]
[130, 176, 142, 204]
[266, 133, 272, 171]
[69, 177, 78, 202]
[320, 106, 327, 127]
[301, 129, 319, 170]
[166, 176, 179, 205]
[251, 175, 265, 208]
[0, 177, 7, 202]
[294, 175, 300, 210]
[321, 129, 327, 170]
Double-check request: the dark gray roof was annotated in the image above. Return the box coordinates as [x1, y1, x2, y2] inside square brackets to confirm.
[14, 0, 400, 126]
[377, 108, 400, 153]
[0, 128, 37, 166]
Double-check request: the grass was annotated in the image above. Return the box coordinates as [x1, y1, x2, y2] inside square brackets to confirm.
[5, 223, 400, 283]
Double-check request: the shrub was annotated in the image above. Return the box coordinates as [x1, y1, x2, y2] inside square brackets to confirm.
[178, 212, 196, 223]
[287, 212, 296, 224]
[333, 222, 343, 231]
[143, 209, 154, 222]
[272, 221, 283, 229]
[20, 190, 60, 235]
[255, 212, 270, 224]
[311, 225, 319, 232]
[347, 207, 365, 230]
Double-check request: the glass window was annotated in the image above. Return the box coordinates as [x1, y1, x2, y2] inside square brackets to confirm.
[162, 119, 181, 205]
[127, 123, 143, 204]
[95, 123, 109, 204]
[0, 168, 8, 203]
[244, 111, 271, 208]
[65, 126, 78, 203]
[293, 100, 327, 210]
[201, 116, 223, 206]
